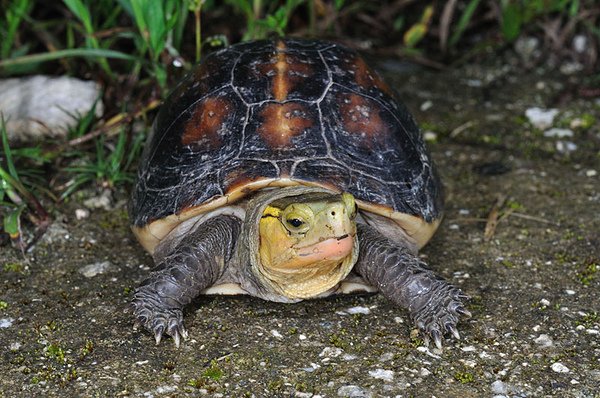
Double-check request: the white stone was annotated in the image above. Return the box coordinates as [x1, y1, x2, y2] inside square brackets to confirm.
[573, 35, 588, 53]
[79, 261, 112, 278]
[423, 131, 437, 142]
[540, 298, 551, 306]
[586, 329, 599, 335]
[75, 208, 90, 220]
[0, 75, 103, 142]
[368, 368, 394, 382]
[491, 380, 507, 394]
[9, 342, 21, 350]
[270, 329, 283, 339]
[298, 334, 307, 341]
[525, 107, 559, 130]
[586, 169, 597, 177]
[420, 100, 433, 111]
[420, 367, 431, 377]
[534, 334, 553, 348]
[319, 347, 343, 358]
[543, 128, 573, 138]
[551, 362, 570, 373]
[345, 306, 370, 315]
[337, 385, 371, 397]
[565, 289, 576, 295]
[461, 345, 477, 352]
[556, 140, 577, 153]
[0, 318, 15, 328]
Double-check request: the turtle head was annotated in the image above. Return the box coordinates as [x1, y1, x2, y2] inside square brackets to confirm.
[257, 192, 358, 299]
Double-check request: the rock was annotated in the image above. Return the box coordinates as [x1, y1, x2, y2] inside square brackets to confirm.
[525, 107, 558, 130]
[0, 318, 15, 328]
[491, 380, 507, 394]
[344, 306, 371, 315]
[534, 334, 553, 348]
[551, 362, 570, 373]
[556, 141, 577, 154]
[514, 36, 541, 64]
[368, 368, 394, 382]
[83, 189, 113, 210]
[543, 128, 573, 138]
[572, 35, 588, 53]
[337, 385, 371, 397]
[0, 75, 103, 142]
[79, 261, 112, 278]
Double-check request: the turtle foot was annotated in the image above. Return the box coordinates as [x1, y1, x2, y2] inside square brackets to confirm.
[129, 298, 188, 348]
[413, 285, 470, 350]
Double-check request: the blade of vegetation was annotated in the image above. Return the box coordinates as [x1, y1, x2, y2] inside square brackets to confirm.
[1, 0, 33, 60]
[0, 48, 141, 69]
[63, 0, 114, 76]
[0, 119, 51, 245]
[500, 0, 523, 42]
[449, 0, 482, 48]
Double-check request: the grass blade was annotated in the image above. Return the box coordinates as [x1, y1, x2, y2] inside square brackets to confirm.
[0, 48, 142, 69]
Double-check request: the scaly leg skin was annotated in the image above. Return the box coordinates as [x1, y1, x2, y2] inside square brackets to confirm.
[355, 224, 470, 349]
[129, 215, 241, 347]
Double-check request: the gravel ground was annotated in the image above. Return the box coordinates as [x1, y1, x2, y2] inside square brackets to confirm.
[1, 57, 599, 397]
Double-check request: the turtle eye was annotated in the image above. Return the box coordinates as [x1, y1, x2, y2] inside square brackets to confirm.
[287, 218, 304, 228]
[282, 203, 313, 234]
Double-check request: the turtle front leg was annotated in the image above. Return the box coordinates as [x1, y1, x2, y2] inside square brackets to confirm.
[355, 224, 470, 349]
[130, 215, 242, 347]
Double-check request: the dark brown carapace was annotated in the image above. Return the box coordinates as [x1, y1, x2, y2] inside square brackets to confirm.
[130, 39, 442, 242]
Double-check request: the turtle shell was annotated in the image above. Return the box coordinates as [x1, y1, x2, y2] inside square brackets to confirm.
[130, 38, 443, 253]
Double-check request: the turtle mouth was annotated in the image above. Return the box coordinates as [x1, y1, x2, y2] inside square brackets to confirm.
[295, 234, 355, 262]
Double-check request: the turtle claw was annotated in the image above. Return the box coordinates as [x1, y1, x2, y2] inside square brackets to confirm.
[412, 284, 470, 348]
[447, 324, 461, 340]
[431, 329, 443, 350]
[130, 293, 187, 346]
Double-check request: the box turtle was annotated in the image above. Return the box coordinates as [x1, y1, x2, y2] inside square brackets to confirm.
[129, 38, 469, 348]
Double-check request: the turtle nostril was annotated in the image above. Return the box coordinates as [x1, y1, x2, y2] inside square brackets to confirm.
[331, 211, 336, 216]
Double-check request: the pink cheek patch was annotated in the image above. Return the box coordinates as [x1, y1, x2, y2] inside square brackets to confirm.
[296, 235, 354, 264]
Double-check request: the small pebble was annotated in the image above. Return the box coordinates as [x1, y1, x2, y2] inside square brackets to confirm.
[9, 342, 21, 350]
[556, 140, 577, 154]
[345, 306, 370, 315]
[565, 289, 576, 295]
[271, 329, 282, 339]
[491, 380, 507, 394]
[586, 169, 597, 177]
[540, 298, 551, 306]
[298, 334, 307, 341]
[337, 385, 370, 398]
[368, 368, 394, 382]
[543, 128, 573, 138]
[319, 347, 343, 358]
[420, 100, 433, 111]
[423, 131, 437, 142]
[551, 362, 570, 373]
[75, 208, 90, 220]
[79, 261, 112, 278]
[0, 318, 15, 328]
[573, 35, 588, 53]
[534, 334, 553, 348]
[525, 107, 558, 130]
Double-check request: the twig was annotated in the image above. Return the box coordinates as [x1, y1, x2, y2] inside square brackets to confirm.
[65, 98, 160, 148]
[484, 194, 507, 241]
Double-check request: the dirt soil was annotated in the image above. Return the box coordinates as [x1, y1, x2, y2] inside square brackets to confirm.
[1, 56, 599, 398]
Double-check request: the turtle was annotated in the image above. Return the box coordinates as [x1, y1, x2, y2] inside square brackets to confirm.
[128, 38, 469, 348]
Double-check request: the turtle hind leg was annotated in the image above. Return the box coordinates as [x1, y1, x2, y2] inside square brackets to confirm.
[129, 215, 242, 347]
[354, 223, 469, 348]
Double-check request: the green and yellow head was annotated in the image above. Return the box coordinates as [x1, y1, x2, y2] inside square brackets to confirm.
[256, 192, 359, 299]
